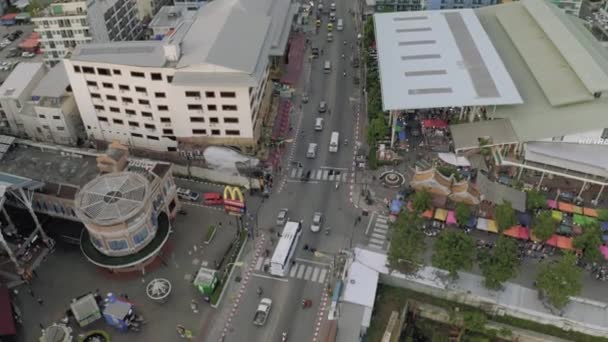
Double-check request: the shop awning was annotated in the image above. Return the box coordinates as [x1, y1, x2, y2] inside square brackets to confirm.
[602, 222, 608, 231]
[545, 235, 559, 247]
[558, 202, 574, 213]
[437, 153, 471, 167]
[571, 205, 583, 215]
[466, 216, 477, 229]
[390, 199, 404, 214]
[551, 210, 563, 221]
[573, 214, 598, 226]
[503, 225, 530, 240]
[446, 210, 457, 225]
[600, 245, 608, 260]
[477, 218, 498, 233]
[487, 219, 498, 233]
[583, 207, 598, 218]
[557, 224, 572, 235]
[422, 119, 448, 129]
[557, 236, 574, 250]
[517, 212, 531, 227]
[546, 199, 557, 209]
[434, 208, 448, 221]
[422, 208, 434, 219]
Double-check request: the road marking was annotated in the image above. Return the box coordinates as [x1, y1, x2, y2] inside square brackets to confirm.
[295, 258, 331, 266]
[304, 266, 313, 280]
[311, 268, 320, 282]
[296, 168, 304, 178]
[318, 269, 327, 283]
[254, 257, 264, 271]
[375, 227, 389, 234]
[296, 264, 306, 279]
[372, 233, 386, 239]
[289, 264, 298, 277]
[342, 173, 348, 182]
[286, 179, 320, 184]
[320, 166, 348, 170]
[376, 222, 389, 229]
[251, 273, 289, 282]
[290, 168, 297, 178]
[328, 173, 335, 181]
[370, 238, 384, 245]
[365, 212, 377, 235]
[315, 169, 323, 180]
[368, 243, 384, 250]
[322, 170, 329, 180]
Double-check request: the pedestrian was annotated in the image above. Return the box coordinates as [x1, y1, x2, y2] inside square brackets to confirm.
[190, 299, 199, 313]
[27, 287, 35, 297]
[37, 298, 44, 306]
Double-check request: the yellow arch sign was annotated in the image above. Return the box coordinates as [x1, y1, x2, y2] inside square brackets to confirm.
[223, 186, 244, 203]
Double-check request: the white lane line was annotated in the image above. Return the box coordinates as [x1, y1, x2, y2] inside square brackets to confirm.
[318, 269, 327, 283]
[377, 218, 388, 224]
[290, 168, 297, 178]
[289, 264, 298, 277]
[374, 227, 389, 234]
[322, 170, 329, 180]
[329, 174, 335, 181]
[311, 267, 320, 282]
[254, 257, 264, 271]
[368, 243, 384, 250]
[365, 212, 377, 235]
[295, 258, 331, 266]
[304, 266, 313, 280]
[370, 238, 385, 245]
[315, 169, 323, 180]
[251, 273, 289, 282]
[296, 264, 306, 279]
[320, 166, 348, 170]
[372, 233, 386, 239]
[376, 223, 389, 229]
[296, 168, 304, 178]
[286, 179, 321, 184]
[342, 173, 348, 182]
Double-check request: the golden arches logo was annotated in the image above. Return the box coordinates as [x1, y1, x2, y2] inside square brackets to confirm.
[223, 186, 244, 203]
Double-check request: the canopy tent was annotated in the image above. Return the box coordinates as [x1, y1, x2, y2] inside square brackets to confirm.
[556, 225, 572, 235]
[600, 245, 608, 260]
[517, 212, 532, 227]
[503, 225, 530, 240]
[558, 202, 574, 213]
[390, 199, 404, 214]
[551, 210, 563, 221]
[487, 220, 498, 233]
[603, 235, 608, 242]
[477, 218, 498, 233]
[422, 208, 434, 219]
[466, 216, 477, 229]
[0, 287, 17, 336]
[572, 205, 583, 215]
[601, 222, 608, 231]
[572, 225, 583, 235]
[583, 207, 598, 217]
[434, 208, 448, 221]
[546, 199, 557, 209]
[545, 235, 574, 250]
[573, 214, 598, 227]
[446, 210, 457, 225]
[437, 153, 471, 167]
[422, 119, 448, 129]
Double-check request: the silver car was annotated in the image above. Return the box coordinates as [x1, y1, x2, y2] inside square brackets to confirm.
[310, 212, 323, 232]
[277, 208, 289, 227]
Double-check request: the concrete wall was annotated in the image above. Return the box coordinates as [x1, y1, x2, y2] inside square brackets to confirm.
[172, 164, 260, 189]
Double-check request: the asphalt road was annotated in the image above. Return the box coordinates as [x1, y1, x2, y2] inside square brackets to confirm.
[222, 1, 365, 341]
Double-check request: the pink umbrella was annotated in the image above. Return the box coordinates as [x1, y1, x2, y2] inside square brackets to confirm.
[446, 210, 457, 225]
[546, 199, 557, 209]
[600, 246, 608, 260]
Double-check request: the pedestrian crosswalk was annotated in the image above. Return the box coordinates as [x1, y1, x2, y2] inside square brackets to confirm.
[253, 257, 329, 284]
[288, 167, 350, 182]
[368, 214, 390, 250]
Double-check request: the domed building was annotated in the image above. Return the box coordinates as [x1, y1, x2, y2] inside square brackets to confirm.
[75, 142, 179, 273]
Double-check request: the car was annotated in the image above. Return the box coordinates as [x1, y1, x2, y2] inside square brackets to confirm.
[203, 192, 223, 205]
[21, 52, 35, 58]
[15, 30, 22, 35]
[276, 208, 289, 227]
[318, 101, 327, 113]
[310, 212, 323, 232]
[177, 187, 200, 201]
[302, 93, 309, 103]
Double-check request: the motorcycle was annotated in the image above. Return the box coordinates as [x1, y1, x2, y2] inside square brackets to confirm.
[282, 332, 288, 341]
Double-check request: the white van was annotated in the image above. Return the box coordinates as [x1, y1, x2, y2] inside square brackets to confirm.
[329, 132, 339, 152]
[307, 143, 318, 158]
[337, 19, 343, 31]
[324, 61, 331, 74]
[314, 118, 324, 131]
[177, 187, 200, 201]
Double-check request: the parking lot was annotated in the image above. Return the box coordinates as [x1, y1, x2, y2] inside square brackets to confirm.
[0, 23, 43, 83]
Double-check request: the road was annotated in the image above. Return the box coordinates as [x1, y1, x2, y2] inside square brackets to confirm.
[218, 1, 365, 341]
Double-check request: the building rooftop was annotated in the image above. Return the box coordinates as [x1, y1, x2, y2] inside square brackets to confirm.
[73, 41, 167, 68]
[374, 8, 522, 111]
[476, 0, 608, 141]
[32, 61, 69, 98]
[149, 6, 195, 29]
[0, 63, 44, 99]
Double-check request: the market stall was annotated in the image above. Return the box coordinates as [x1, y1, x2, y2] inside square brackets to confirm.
[546, 199, 557, 209]
[434, 208, 448, 222]
[503, 225, 530, 240]
[70, 293, 101, 327]
[583, 207, 598, 218]
[446, 210, 457, 225]
[421, 208, 434, 219]
[558, 202, 574, 213]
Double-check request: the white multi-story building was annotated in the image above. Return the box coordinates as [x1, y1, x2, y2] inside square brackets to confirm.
[64, 0, 297, 153]
[0, 62, 85, 146]
[32, 0, 143, 65]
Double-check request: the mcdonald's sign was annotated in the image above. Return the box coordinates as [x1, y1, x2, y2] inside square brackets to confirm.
[223, 186, 245, 215]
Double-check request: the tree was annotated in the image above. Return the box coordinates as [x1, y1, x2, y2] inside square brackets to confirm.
[432, 230, 475, 279]
[573, 222, 603, 263]
[494, 201, 517, 232]
[536, 252, 582, 309]
[387, 212, 426, 274]
[531, 210, 558, 242]
[479, 236, 519, 290]
[367, 116, 387, 143]
[455, 202, 471, 228]
[526, 190, 547, 211]
[597, 209, 608, 222]
[411, 190, 432, 214]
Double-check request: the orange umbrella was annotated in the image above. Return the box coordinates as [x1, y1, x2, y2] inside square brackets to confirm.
[557, 236, 573, 250]
[422, 208, 434, 219]
[558, 202, 574, 213]
[583, 207, 598, 217]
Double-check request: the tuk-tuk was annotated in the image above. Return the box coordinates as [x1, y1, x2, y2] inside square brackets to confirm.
[327, 23, 333, 32]
[327, 32, 333, 42]
[316, 19, 321, 28]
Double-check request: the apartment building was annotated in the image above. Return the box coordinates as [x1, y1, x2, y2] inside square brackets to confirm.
[64, 0, 297, 153]
[426, 0, 498, 10]
[373, 0, 426, 12]
[0, 62, 85, 146]
[550, 0, 583, 15]
[32, 0, 142, 65]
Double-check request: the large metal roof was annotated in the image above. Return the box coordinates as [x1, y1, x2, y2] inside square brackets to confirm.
[75, 172, 149, 226]
[374, 9, 522, 111]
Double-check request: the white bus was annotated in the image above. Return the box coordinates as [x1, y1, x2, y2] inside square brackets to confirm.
[329, 131, 339, 152]
[270, 221, 302, 277]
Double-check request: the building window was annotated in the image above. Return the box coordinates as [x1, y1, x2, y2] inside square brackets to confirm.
[94, 105, 104, 110]
[224, 117, 239, 123]
[113, 119, 124, 124]
[167, 75, 173, 83]
[142, 112, 153, 118]
[113, 69, 122, 75]
[125, 109, 136, 115]
[74, 65, 81, 73]
[82, 66, 94, 74]
[138, 99, 150, 105]
[225, 130, 240, 136]
[109, 107, 120, 113]
[98, 116, 108, 122]
[129, 121, 139, 127]
[151, 73, 162, 81]
[163, 128, 173, 134]
[602, 129, 608, 139]
[155, 92, 166, 98]
[144, 123, 155, 130]
[158, 105, 168, 111]
[91, 93, 101, 98]
[106, 95, 117, 101]
[103, 83, 113, 90]
[147, 135, 159, 140]
[131, 71, 145, 78]
[122, 97, 133, 104]
[53, 115, 61, 120]
[205, 91, 215, 98]
[131, 132, 143, 138]
[207, 104, 217, 111]
[160, 117, 171, 123]
[135, 86, 147, 93]
[211, 129, 221, 135]
[97, 68, 111, 76]
[39, 114, 46, 119]
[86, 80, 97, 86]
[222, 105, 237, 111]
[192, 129, 207, 135]
[56, 126, 65, 131]
[220, 91, 236, 98]
[187, 104, 203, 110]
[190, 117, 204, 123]
[108, 239, 128, 251]
[209, 117, 219, 123]
[185, 91, 201, 98]
[119, 84, 129, 91]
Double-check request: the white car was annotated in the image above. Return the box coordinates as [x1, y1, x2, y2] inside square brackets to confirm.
[276, 208, 289, 227]
[310, 212, 323, 232]
[21, 52, 35, 58]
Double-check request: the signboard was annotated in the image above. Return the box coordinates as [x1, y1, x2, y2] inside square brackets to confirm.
[223, 186, 245, 216]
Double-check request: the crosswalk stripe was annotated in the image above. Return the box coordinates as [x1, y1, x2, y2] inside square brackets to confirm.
[329, 174, 335, 181]
[375, 227, 388, 234]
[296, 168, 304, 178]
[376, 222, 389, 229]
[296, 264, 306, 279]
[370, 238, 384, 245]
[316, 169, 323, 180]
[368, 243, 384, 250]
[377, 216, 389, 221]
[311, 267, 320, 282]
[322, 170, 329, 180]
[290, 264, 298, 277]
[318, 269, 327, 283]
[304, 266, 313, 280]
[290, 168, 297, 178]
[254, 257, 264, 271]
[372, 233, 386, 239]
[342, 173, 348, 182]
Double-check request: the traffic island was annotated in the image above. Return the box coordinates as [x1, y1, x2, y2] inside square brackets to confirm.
[204, 225, 217, 244]
[209, 232, 247, 307]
